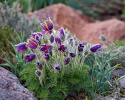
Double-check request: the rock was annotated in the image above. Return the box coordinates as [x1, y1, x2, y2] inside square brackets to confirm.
[27, 3, 94, 36]
[27, 4, 125, 44]
[78, 19, 125, 44]
[98, 96, 125, 100]
[0, 67, 37, 100]
[119, 75, 125, 86]
[111, 68, 125, 77]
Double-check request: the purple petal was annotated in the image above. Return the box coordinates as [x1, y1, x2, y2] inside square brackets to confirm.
[64, 57, 70, 65]
[90, 44, 102, 52]
[25, 54, 36, 63]
[54, 64, 61, 71]
[40, 45, 47, 51]
[59, 29, 65, 40]
[55, 37, 61, 45]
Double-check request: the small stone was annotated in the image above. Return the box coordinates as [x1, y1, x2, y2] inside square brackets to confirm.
[119, 75, 125, 86]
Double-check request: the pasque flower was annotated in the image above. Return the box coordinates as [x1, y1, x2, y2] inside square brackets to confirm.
[32, 32, 42, 41]
[50, 35, 54, 43]
[40, 44, 53, 53]
[37, 62, 43, 70]
[55, 37, 61, 45]
[35, 70, 41, 77]
[69, 38, 73, 46]
[78, 43, 84, 52]
[41, 18, 53, 33]
[26, 37, 38, 49]
[64, 57, 70, 65]
[58, 45, 67, 52]
[15, 42, 27, 54]
[59, 29, 65, 40]
[69, 52, 76, 58]
[25, 54, 36, 63]
[44, 53, 50, 61]
[54, 64, 61, 71]
[90, 44, 102, 52]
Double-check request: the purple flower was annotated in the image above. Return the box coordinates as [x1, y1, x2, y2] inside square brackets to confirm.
[40, 44, 53, 53]
[78, 44, 84, 52]
[44, 53, 50, 61]
[58, 45, 67, 52]
[50, 35, 54, 43]
[69, 52, 76, 58]
[69, 38, 73, 46]
[37, 62, 43, 70]
[55, 37, 61, 45]
[26, 37, 38, 49]
[32, 32, 42, 41]
[41, 18, 53, 34]
[59, 29, 65, 40]
[90, 44, 102, 52]
[54, 64, 61, 71]
[35, 70, 41, 77]
[25, 54, 36, 63]
[15, 42, 27, 54]
[64, 57, 70, 65]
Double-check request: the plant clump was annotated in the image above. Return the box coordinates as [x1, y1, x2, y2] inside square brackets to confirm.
[17, 18, 106, 99]
[17, 18, 120, 99]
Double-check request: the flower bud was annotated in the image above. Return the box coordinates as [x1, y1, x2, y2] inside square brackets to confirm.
[90, 44, 102, 52]
[69, 52, 76, 58]
[54, 64, 61, 71]
[100, 34, 106, 41]
[59, 29, 65, 40]
[50, 35, 54, 43]
[44, 53, 50, 61]
[64, 57, 70, 65]
[55, 37, 61, 45]
[69, 38, 73, 46]
[35, 70, 41, 77]
[37, 62, 43, 70]
[78, 44, 84, 52]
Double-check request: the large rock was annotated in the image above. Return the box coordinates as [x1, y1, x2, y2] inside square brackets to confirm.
[27, 3, 93, 36]
[27, 4, 125, 44]
[0, 67, 37, 100]
[78, 19, 125, 44]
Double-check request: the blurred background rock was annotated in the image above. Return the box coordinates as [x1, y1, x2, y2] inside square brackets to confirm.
[1, 0, 125, 20]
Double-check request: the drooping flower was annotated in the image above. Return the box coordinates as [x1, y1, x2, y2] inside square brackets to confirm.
[78, 43, 84, 52]
[69, 52, 76, 58]
[25, 54, 36, 63]
[58, 45, 67, 52]
[41, 18, 53, 34]
[50, 35, 54, 43]
[44, 53, 50, 61]
[54, 64, 61, 71]
[55, 37, 61, 45]
[37, 62, 43, 70]
[15, 42, 27, 54]
[69, 38, 73, 46]
[59, 28, 65, 40]
[26, 37, 38, 49]
[35, 70, 41, 77]
[64, 57, 70, 65]
[90, 44, 102, 52]
[40, 44, 53, 53]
